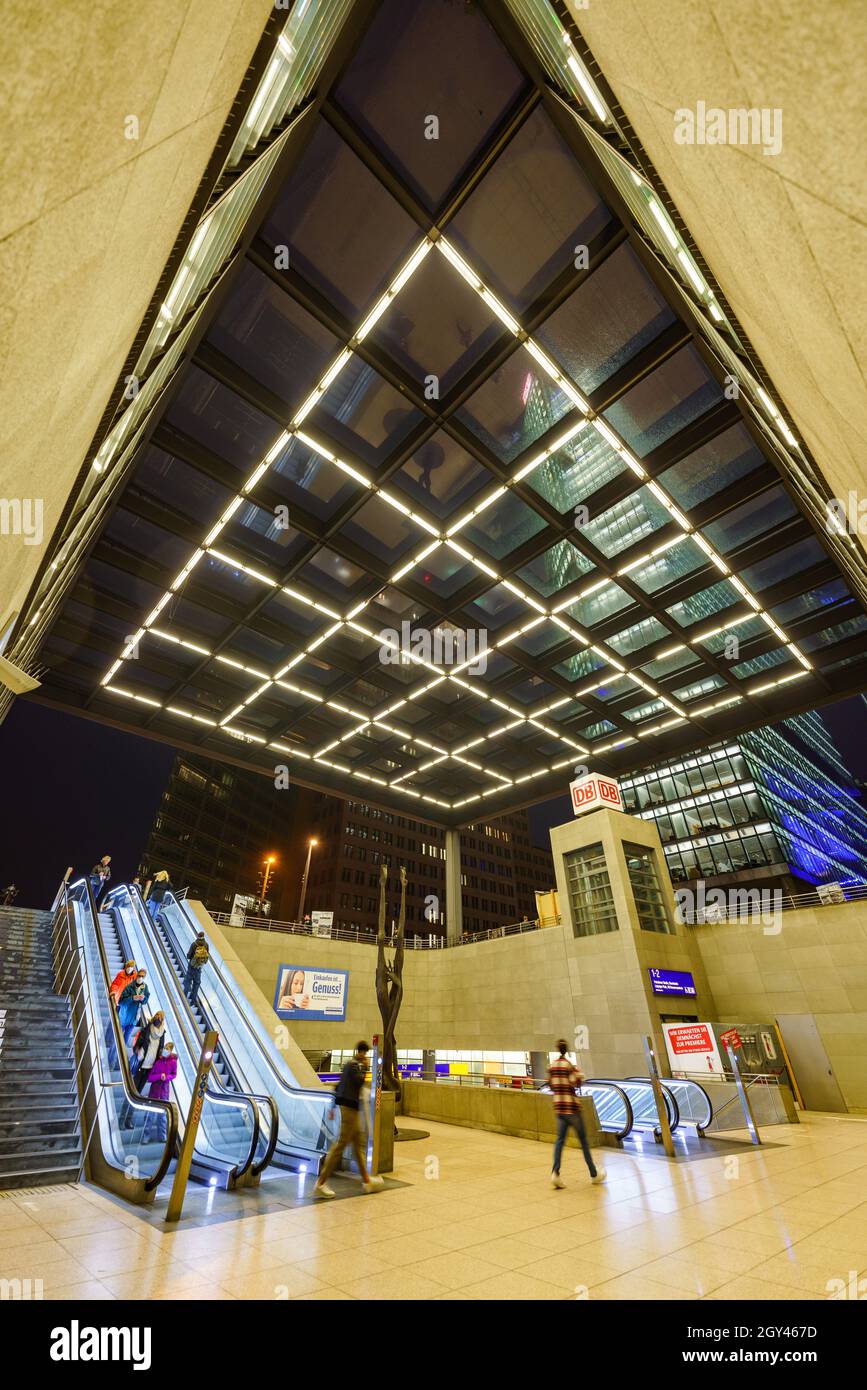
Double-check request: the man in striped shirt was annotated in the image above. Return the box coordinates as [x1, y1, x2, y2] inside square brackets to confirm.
[547, 1039, 606, 1188]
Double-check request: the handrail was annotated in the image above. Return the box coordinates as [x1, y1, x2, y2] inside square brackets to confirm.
[58, 878, 177, 1194]
[624, 1074, 713, 1132]
[162, 892, 337, 1164]
[132, 885, 279, 1179]
[404, 1070, 635, 1140]
[106, 884, 264, 1184]
[588, 1075, 681, 1133]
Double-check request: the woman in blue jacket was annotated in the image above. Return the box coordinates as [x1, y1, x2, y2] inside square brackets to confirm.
[117, 969, 150, 1048]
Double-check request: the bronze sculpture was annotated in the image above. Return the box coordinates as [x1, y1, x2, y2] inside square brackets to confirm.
[375, 860, 406, 1100]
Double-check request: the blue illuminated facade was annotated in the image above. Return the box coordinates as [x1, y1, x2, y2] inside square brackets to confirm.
[620, 712, 867, 890]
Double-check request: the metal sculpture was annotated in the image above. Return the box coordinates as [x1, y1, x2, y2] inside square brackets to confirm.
[375, 861, 406, 1099]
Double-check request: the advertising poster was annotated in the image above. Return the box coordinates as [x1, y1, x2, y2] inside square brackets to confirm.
[273, 964, 349, 1021]
[662, 1021, 725, 1077]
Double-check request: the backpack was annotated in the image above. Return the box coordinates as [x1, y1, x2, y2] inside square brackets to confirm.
[192, 940, 210, 968]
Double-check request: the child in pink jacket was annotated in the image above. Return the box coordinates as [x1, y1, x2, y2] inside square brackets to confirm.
[142, 1042, 177, 1146]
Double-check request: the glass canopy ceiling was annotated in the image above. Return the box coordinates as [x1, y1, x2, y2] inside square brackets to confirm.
[23, 0, 867, 828]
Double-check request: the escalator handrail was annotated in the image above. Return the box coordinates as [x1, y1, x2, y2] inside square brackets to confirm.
[132, 885, 280, 1178]
[587, 1075, 680, 1132]
[623, 1075, 714, 1129]
[62, 877, 177, 1192]
[534, 1077, 634, 1141]
[576, 1079, 634, 1141]
[105, 884, 263, 1183]
[163, 892, 336, 1119]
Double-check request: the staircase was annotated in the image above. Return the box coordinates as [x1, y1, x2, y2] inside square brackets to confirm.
[0, 906, 81, 1188]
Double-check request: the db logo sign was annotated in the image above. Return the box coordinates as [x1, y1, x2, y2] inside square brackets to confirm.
[569, 774, 623, 816]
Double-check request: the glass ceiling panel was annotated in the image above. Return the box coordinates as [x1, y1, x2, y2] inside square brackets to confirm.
[295, 547, 368, 602]
[535, 243, 676, 396]
[566, 581, 634, 628]
[603, 345, 723, 457]
[267, 434, 359, 521]
[335, 0, 528, 211]
[337, 495, 422, 566]
[370, 250, 501, 394]
[309, 357, 424, 467]
[673, 674, 725, 702]
[413, 545, 475, 597]
[457, 347, 571, 462]
[103, 508, 192, 577]
[657, 422, 767, 513]
[516, 539, 594, 596]
[526, 428, 625, 513]
[607, 614, 669, 656]
[770, 578, 850, 624]
[449, 105, 612, 312]
[462, 583, 528, 631]
[464, 490, 547, 559]
[740, 537, 826, 593]
[166, 366, 279, 472]
[625, 536, 707, 595]
[138, 447, 233, 525]
[702, 484, 798, 555]
[223, 499, 309, 572]
[701, 615, 767, 653]
[553, 648, 609, 683]
[665, 578, 741, 628]
[640, 648, 700, 680]
[206, 262, 339, 409]
[731, 648, 790, 678]
[511, 619, 568, 656]
[390, 432, 489, 519]
[582, 485, 671, 558]
[262, 121, 418, 321]
[801, 615, 867, 651]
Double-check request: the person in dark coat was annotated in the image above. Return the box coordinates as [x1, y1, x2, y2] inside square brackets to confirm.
[184, 932, 210, 1005]
[121, 1012, 166, 1130]
[146, 870, 172, 921]
[89, 856, 111, 905]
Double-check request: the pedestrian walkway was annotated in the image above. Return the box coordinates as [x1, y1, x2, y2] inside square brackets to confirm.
[1, 1114, 865, 1300]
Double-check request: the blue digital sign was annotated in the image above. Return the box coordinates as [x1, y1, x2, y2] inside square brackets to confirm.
[649, 967, 697, 998]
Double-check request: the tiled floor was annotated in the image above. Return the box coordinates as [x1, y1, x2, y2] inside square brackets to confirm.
[2, 1114, 866, 1300]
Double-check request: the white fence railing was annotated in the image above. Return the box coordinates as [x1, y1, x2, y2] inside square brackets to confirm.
[208, 912, 547, 949]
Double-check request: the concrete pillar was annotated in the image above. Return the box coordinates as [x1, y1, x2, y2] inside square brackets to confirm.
[444, 828, 463, 943]
[422, 1048, 437, 1082]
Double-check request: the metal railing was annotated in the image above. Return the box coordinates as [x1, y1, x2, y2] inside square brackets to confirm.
[208, 911, 548, 948]
[678, 881, 867, 925]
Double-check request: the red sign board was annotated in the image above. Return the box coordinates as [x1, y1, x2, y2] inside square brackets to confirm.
[667, 1024, 713, 1055]
[720, 1027, 743, 1051]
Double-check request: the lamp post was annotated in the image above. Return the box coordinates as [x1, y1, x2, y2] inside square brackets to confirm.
[261, 855, 275, 912]
[297, 837, 318, 923]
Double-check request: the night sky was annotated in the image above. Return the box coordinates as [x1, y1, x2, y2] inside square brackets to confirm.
[1, 693, 865, 909]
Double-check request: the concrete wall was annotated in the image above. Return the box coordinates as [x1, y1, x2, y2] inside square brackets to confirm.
[0, 1, 273, 645]
[695, 902, 867, 1111]
[220, 897, 867, 1114]
[401, 1079, 608, 1150]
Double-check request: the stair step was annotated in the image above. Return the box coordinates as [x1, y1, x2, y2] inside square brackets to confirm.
[0, 1163, 81, 1190]
[0, 1132, 81, 1155]
[0, 1147, 80, 1175]
[0, 1118, 79, 1139]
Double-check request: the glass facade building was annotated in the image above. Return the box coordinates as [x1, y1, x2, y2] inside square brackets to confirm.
[620, 713, 867, 889]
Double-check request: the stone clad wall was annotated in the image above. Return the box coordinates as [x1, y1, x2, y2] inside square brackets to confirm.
[217, 899, 867, 1112]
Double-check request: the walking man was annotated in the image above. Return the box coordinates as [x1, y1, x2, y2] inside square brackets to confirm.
[314, 1041, 384, 1199]
[547, 1039, 606, 1188]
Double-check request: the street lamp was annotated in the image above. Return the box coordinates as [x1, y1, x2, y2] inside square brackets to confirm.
[261, 855, 276, 910]
[297, 837, 318, 923]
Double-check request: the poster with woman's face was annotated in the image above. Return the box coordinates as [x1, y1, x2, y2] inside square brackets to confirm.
[273, 964, 349, 1021]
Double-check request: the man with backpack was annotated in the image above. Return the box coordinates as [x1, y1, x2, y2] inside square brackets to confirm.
[184, 931, 210, 1005]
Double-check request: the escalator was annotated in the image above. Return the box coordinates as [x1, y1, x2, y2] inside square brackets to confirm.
[109, 883, 278, 1179]
[53, 877, 178, 1203]
[99, 885, 269, 1189]
[146, 890, 338, 1173]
